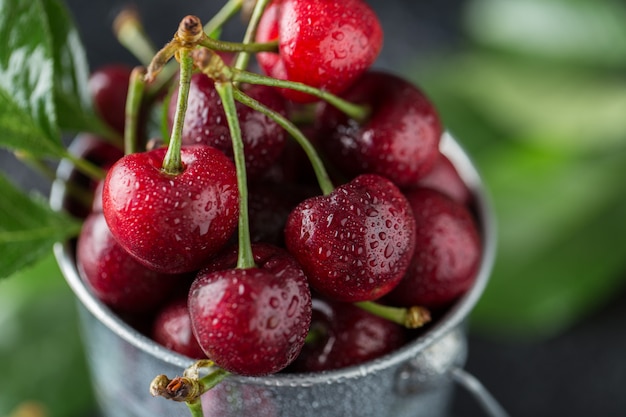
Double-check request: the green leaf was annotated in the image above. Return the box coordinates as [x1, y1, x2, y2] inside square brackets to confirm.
[0, 252, 94, 417]
[0, 174, 82, 279]
[470, 145, 626, 340]
[465, 0, 626, 68]
[0, 0, 64, 156]
[415, 52, 626, 153]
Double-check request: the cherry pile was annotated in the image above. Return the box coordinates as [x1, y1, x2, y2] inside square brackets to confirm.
[71, 0, 482, 389]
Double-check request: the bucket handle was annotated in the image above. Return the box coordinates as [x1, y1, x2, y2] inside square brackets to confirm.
[451, 367, 511, 417]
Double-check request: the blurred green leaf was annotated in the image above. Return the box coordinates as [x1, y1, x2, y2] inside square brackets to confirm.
[465, 0, 626, 68]
[0, 175, 81, 279]
[416, 52, 626, 153]
[0, 252, 94, 417]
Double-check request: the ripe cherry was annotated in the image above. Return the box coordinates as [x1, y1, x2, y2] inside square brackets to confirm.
[167, 74, 288, 177]
[316, 71, 442, 187]
[88, 64, 132, 135]
[188, 244, 312, 376]
[76, 212, 180, 314]
[284, 174, 416, 302]
[384, 187, 482, 310]
[288, 297, 406, 372]
[152, 296, 207, 359]
[255, 0, 383, 102]
[411, 152, 472, 206]
[102, 144, 239, 274]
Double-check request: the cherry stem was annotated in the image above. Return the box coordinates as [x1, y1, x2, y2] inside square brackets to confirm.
[198, 35, 277, 53]
[214, 81, 255, 270]
[150, 361, 230, 407]
[124, 67, 146, 155]
[186, 400, 204, 417]
[232, 88, 335, 196]
[61, 151, 106, 181]
[232, 69, 370, 123]
[354, 301, 432, 329]
[113, 6, 156, 66]
[233, 0, 271, 72]
[161, 49, 193, 175]
[146, 1, 243, 98]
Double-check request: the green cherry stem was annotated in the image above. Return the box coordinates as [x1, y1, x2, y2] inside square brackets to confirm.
[203, 0, 244, 38]
[354, 301, 432, 329]
[232, 88, 335, 196]
[198, 35, 278, 54]
[186, 400, 204, 417]
[214, 81, 255, 270]
[161, 49, 193, 175]
[233, 0, 271, 72]
[124, 67, 147, 155]
[232, 70, 370, 123]
[113, 6, 157, 66]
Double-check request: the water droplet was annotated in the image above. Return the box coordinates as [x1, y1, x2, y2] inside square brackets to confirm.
[384, 243, 394, 258]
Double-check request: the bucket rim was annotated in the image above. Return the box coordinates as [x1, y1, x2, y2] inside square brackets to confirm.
[50, 131, 497, 386]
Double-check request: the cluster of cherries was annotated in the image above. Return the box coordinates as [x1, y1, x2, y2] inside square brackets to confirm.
[72, 0, 482, 384]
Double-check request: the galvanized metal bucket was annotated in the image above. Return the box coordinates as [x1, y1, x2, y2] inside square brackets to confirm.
[50, 132, 507, 417]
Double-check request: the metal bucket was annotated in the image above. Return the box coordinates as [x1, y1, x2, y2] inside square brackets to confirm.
[50, 132, 505, 417]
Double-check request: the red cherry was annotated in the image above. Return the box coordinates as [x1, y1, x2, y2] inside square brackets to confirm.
[188, 244, 312, 376]
[412, 152, 472, 206]
[102, 144, 239, 274]
[316, 71, 442, 187]
[384, 188, 482, 310]
[88, 64, 132, 134]
[289, 297, 406, 372]
[256, 0, 383, 102]
[284, 174, 416, 302]
[76, 212, 180, 314]
[152, 297, 207, 359]
[167, 74, 288, 177]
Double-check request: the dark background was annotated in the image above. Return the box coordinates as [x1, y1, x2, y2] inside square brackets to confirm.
[2, 1, 625, 416]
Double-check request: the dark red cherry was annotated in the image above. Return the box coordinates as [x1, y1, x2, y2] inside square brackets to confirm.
[88, 64, 132, 134]
[316, 71, 442, 187]
[255, 0, 383, 102]
[412, 152, 472, 206]
[289, 298, 406, 372]
[384, 188, 482, 310]
[188, 244, 312, 376]
[102, 144, 239, 274]
[76, 212, 180, 314]
[284, 174, 416, 302]
[152, 297, 207, 359]
[167, 74, 287, 177]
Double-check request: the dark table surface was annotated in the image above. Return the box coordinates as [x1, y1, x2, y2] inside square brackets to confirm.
[3, 1, 625, 416]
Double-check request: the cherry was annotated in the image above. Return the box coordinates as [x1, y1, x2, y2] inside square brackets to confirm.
[151, 296, 207, 359]
[411, 152, 472, 206]
[284, 174, 416, 302]
[76, 211, 181, 314]
[255, 0, 383, 103]
[384, 187, 482, 310]
[167, 74, 288, 177]
[316, 71, 442, 187]
[102, 144, 239, 274]
[288, 297, 406, 372]
[88, 64, 133, 135]
[188, 243, 312, 376]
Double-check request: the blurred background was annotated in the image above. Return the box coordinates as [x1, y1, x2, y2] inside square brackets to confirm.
[1, 0, 626, 416]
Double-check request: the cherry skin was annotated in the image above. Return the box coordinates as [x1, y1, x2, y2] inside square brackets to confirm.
[76, 212, 181, 314]
[411, 152, 472, 207]
[102, 144, 239, 274]
[188, 244, 312, 376]
[288, 297, 406, 372]
[316, 71, 442, 187]
[384, 187, 482, 310]
[88, 64, 132, 135]
[284, 174, 416, 302]
[167, 74, 288, 177]
[255, 0, 383, 103]
[151, 296, 207, 359]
